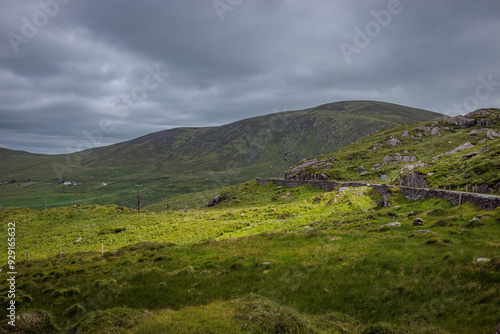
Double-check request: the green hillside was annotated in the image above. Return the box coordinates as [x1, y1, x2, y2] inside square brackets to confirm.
[286, 108, 500, 194]
[0, 101, 441, 209]
[1, 181, 499, 333]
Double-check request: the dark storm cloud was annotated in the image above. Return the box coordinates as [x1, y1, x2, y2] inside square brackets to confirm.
[0, 0, 499, 154]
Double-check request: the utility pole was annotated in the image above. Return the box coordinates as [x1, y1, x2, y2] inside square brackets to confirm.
[135, 185, 142, 213]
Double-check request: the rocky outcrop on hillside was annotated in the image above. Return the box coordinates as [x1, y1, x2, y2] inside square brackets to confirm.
[397, 172, 429, 188]
[207, 192, 231, 207]
[285, 157, 334, 180]
[283, 108, 499, 192]
[446, 116, 476, 128]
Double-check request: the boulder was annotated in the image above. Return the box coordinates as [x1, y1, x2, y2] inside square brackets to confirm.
[412, 230, 434, 234]
[385, 138, 400, 147]
[398, 172, 429, 188]
[207, 192, 231, 207]
[430, 127, 441, 135]
[401, 131, 409, 137]
[207, 194, 221, 207]
[355, 166, 366, 172]
[413, 218, 424, 226]
[468, 129, 479, 136]
[377, 192, 393, 208]
[480, 145, 490, 153]
[420, 126, 432, 132]
[412, 133, 423, 139]
[487, 130, 499, 140]
[476, 258, 491, 263]
[385, 222, 401, 227]
[445, 142, 475, 155]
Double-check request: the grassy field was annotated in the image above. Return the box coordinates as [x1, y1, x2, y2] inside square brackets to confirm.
[1, 180, 499, 333]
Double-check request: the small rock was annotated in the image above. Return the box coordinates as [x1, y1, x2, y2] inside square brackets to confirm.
[386, 222, 401, 227]
[407, 211, 416, 217]
[413, 230, 434, 234]
[487, 130, 499, 140]
[468, 129, 479, 136]
[305, 228, 315, 233]
[413, 218, 424, 226]
[445, 142, 475, 155]
[480, 145, 490, 153]
[386, 138, 401, 147]
[401, 131, 409, 137]
[462, 152, 478, 160]
[430, 127, 441, 135]
[476, 258, 491, 263]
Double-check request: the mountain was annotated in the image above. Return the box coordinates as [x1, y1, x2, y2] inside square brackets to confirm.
[286, 108, 500, 194]
[0, 101, 442, 206]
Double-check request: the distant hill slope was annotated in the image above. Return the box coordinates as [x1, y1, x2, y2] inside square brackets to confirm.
[0, 101, 441, 204]
[286, 108, 500, 194]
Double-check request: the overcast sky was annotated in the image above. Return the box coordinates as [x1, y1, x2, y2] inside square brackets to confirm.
[1, 0, 499, 154]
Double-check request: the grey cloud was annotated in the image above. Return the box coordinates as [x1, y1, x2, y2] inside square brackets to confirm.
[0, 0, 499, 153]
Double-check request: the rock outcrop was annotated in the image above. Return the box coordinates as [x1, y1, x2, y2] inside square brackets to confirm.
[207, 192, 231, 207]
[397, 172, 429, 188]
[447, 116, 476, 128]
[285, 157, 334, 180]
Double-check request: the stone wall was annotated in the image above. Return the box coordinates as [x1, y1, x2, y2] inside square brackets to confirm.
[399, 188, 500, 211]
[256, 178, 500, 210]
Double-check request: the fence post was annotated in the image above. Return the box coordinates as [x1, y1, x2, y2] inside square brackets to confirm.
[101, 243, 104, 254]
[59, 250, 62, 260]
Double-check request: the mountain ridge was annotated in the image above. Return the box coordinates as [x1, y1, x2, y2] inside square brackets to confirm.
[0, 100, 442, 207]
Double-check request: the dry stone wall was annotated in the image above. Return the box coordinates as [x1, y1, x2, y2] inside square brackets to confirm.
[256, 179, 500, 210]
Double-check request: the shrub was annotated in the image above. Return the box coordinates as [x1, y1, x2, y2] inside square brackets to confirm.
[51, 287, 81, 298]
[362, 322, 401, 334]
[173, 266, 194, 276]
[48, 269, 65, 278]
[63, 303, 86, 317]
